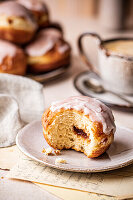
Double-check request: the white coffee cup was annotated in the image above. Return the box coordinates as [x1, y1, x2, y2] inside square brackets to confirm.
[78, 32, 133, 94]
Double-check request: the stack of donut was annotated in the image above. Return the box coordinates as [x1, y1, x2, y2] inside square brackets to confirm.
[0, 0, 71, 75]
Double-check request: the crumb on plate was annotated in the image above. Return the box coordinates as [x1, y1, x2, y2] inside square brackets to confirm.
[42, 148, 46, 153]
[42, 147, 53, 155]
[55, 158, 67, 164]
[54, 149, 61, 155]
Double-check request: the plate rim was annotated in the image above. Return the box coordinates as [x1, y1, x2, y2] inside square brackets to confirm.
[16, 120, 133, 173]
[26, 64, 70, 83]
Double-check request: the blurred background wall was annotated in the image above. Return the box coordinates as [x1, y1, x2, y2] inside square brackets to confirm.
[43, 0, 133, 56]
[45, 0, 99, 19]
[45, 0, 133, 30]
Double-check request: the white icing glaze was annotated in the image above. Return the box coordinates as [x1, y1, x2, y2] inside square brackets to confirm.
[25, 29, 65, 57]
[0, 40, 19, 64]
[26, 37, 54, 57]
[0, 1, 37, 29]
[42, 28, 62, 39]
[17, 0, 48, 12]
[50, 96, 116, 135]
[58, 43, 70, 54]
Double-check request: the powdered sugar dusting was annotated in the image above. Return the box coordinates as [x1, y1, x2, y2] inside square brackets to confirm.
[50, 96, 116, 135]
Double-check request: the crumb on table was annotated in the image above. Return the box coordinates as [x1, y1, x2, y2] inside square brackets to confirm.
[55, 158, 67, 164]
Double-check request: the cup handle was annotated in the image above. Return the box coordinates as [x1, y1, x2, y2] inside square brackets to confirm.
[78, 32, 102, 75]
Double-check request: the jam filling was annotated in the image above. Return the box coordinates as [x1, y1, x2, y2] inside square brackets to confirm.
[73, 126, 88, 139]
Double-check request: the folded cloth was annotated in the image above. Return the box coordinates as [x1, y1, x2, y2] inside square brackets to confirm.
[0, 74, 45, 147]
[0, 95, 24, 147]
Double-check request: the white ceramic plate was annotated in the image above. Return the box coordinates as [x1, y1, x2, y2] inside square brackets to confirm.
[16, 121, 133, 173]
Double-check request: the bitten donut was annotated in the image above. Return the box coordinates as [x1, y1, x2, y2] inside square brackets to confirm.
[42, 96, 116, 158]
[25, 28, 71, 73]
[0, 39, 26, 75]
[17, 0, 49, 28]
[0, 1, 37, 44]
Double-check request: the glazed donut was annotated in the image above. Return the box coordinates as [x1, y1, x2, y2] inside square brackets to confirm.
[0, 1, 37, 44]
[42, 96, 116, 158]
[0, 39, 26, 75]
[17, 0, 49, 28]
[25, 28, 71, 73]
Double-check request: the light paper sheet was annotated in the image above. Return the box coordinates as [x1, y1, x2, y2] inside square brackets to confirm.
[0, 146, 116, 200]
[7, 155, 133, 197]
[35, 183, 117, 200]
[0, 145, 20, 170]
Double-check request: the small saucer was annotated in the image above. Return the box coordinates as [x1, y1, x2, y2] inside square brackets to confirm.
[74, 71, 133, 112]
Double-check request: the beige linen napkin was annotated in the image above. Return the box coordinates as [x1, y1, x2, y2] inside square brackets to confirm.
[0, 74, 45, 147]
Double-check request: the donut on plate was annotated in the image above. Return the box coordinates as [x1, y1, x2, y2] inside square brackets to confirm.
[0, 1, 37, 44]
[0, 39, 26, 75]
[17, 0, 49, 28]
[42, 96, 116, 158]
[25, 28, 71, 73]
